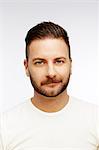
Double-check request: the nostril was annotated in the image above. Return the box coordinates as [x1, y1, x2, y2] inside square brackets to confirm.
[46, 74, 56, 79]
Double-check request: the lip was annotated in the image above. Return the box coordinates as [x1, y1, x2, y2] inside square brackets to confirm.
[45, 82, 61, 87]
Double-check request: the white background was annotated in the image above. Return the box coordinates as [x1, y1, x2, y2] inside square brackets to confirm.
[0, 0, 98, 112]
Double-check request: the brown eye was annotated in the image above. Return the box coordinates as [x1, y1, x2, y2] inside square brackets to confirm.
[55, 60, 64, 64]
[34, 61, 44, 66]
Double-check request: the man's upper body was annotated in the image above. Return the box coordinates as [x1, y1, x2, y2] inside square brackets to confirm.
[0, 22, 98, 150]
[0, 96, 99, 150]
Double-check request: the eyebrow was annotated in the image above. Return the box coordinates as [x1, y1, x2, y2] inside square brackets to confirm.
[32, 57, 67, 62]
[55, 57, 66, 60]
[32, 58, 45, 62]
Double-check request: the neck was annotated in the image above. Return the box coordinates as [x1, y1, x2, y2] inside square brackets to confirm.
[31, 90, 69, 113]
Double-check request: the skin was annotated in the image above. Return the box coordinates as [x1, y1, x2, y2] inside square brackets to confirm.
[24, 38, 72, 112]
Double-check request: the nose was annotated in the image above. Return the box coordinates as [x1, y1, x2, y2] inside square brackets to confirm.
[46, 63, 56, 78]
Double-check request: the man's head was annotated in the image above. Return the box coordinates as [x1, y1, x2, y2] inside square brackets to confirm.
[24, 21, 72, 97]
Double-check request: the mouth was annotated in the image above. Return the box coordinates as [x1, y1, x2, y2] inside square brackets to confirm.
[44, 81, 61, 87]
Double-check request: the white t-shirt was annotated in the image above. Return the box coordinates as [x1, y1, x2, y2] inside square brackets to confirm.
[0, 97, 99, 150]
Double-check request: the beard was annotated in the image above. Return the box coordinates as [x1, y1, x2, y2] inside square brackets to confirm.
[29, 74, 70, 98]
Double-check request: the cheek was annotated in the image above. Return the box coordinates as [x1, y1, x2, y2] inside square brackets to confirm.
[57, 66, 71, 76]
[29, 68, 45, 81]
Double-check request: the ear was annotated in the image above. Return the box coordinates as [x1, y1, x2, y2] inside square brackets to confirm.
[70, 59, 72, 75]
[24, 59, 30, 77]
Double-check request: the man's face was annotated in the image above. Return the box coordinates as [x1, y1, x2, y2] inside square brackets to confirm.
[24, 38, 72, 97]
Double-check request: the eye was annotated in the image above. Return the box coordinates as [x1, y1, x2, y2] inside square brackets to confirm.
[34, 61, 45, 66]
[55, 60, 65, 64]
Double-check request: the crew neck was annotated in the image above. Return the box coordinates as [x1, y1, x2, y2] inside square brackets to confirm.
[28, 96, 72, 116]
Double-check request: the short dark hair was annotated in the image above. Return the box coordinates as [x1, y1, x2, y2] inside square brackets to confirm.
[25, 21, 71, 60]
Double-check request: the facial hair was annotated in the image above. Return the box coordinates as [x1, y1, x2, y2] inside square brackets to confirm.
[29, 73, 71, 97]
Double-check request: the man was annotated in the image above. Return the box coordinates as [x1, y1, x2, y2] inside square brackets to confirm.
[0, 21, 99, 150]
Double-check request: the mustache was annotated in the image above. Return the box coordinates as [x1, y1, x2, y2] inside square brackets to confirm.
[41, 78, 62, 86]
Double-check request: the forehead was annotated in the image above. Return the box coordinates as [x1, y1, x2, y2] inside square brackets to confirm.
[28, 38, 69, 59]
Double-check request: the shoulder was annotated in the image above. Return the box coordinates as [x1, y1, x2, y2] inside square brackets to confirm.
[70, 96, 99, 111]
[0, 99, 33, 123]
[69, 96, 99, 122]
